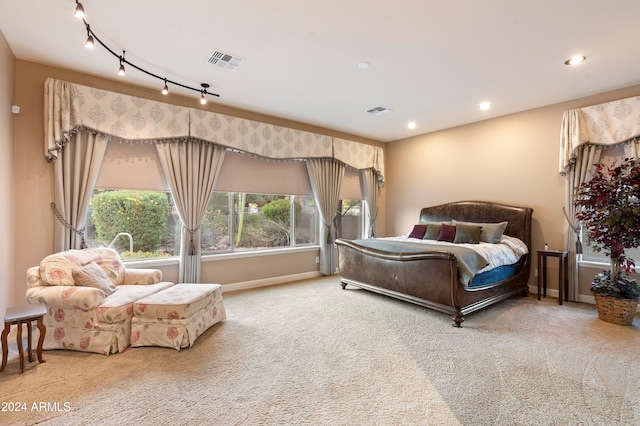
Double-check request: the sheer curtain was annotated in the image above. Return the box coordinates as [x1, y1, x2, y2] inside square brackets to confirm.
[306, 158, 344, 275]
[155, 140, 226, 283]
[359, 169, 379, 237]
[53, 131, 108, 251]
[564, 144, 603, 301]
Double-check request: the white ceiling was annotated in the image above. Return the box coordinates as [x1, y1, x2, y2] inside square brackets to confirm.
[2, 0, 640, 142]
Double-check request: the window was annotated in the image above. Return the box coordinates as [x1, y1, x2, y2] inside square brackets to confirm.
[577, 144, 640, 266]
[85, 189, 179, 260]
[201, 193, 318, 255]
[335, 199, 365, 240]
[580, 226, 640, 265]
[86, 190, 319, 258]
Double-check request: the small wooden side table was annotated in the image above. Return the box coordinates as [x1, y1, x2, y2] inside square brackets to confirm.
[1, 303, 47, 373]
[537, 250, 569, 305]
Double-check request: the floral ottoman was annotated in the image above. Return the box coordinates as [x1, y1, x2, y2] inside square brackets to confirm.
[131, 283, 226, 350]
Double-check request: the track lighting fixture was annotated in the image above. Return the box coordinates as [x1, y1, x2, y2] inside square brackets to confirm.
[74, 1, 85, 19]
[200, 84, 209, 105]
[74, 1, 219, 104]
[118, 52, 126, 76]
[84, 24, 94, 49]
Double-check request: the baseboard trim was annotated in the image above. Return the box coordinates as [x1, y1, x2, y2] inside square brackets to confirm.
[527, 285, 640, 312]
[221, 271, 322, 293]
[527, 285, 596, 305]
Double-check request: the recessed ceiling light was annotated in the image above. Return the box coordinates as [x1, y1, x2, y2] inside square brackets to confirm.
[564, 55, 586, 66]
[479, 102, 492, 111]
[407, 122, 416, 129]
[358, 62, 370, 69]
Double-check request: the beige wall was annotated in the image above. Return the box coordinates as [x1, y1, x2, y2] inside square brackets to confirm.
[385, 84, 640, 297]
[10, 60, 385, 305]
[10, 54, 640, 305]
[0, 30, 15, 316]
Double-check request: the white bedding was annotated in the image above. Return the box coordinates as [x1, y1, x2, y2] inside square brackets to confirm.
[386, 234, 529, 274]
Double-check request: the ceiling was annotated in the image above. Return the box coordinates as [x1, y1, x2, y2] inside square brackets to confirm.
[2, 1, 640, 142]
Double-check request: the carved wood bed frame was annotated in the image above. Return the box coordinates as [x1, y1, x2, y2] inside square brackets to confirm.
[336, 201, 533, 326]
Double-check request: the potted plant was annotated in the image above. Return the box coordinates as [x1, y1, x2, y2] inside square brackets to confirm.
[574, 157, 640, 325]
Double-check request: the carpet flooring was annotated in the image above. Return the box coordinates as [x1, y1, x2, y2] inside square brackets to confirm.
[2, 275, 640, 425]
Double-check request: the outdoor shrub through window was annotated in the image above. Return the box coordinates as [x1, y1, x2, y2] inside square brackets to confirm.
[86, 190, 321, 259]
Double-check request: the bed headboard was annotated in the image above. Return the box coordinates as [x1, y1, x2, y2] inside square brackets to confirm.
[419, 201, 533, 250]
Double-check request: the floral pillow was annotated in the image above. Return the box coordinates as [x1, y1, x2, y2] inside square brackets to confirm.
[72, 262, 118, 296]
[40, 249, 97, 286]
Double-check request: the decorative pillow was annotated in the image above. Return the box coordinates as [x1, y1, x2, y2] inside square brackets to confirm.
[40, 249, 98, 286]
[453, 223, 482, 244]
[87, 248, 126, 285]
[424, 224, 443, 240]
[437, 224, 457, 243]
[72, 262, 118, 296]
[452, 220, 508, 244]
[408, 224, 428, 239]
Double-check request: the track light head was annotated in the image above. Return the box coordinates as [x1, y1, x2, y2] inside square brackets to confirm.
[200, 83, 209, 105]
[84, 24, 94, 48]
[118, 52, 126, 76]
[85, 35, 94, 48]
[161, 78, 169, 95]
[74, 1, 85, 19]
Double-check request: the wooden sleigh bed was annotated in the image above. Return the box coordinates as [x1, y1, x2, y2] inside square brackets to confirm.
[336, 201, 533, 327]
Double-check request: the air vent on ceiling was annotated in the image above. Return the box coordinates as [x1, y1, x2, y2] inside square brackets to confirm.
[206, 49, 244, 70]
[367, 106, 391, 115]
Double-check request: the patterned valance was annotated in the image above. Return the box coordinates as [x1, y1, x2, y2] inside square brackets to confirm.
[44, 78, 384, 180]
[559, 95, 640, 174]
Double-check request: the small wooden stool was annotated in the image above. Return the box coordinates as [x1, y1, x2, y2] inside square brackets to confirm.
[1, 304, 47, 373]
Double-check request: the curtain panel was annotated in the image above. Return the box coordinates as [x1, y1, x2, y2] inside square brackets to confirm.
[155, 141, 226, 283]
[53, 130, 109, 251]
[44, 78, 385, 181]
[306, 158, 345, 275]
[559, 95, 640, 300]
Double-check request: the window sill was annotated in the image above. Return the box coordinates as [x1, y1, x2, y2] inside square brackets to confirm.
[578, 260, 609, 270]
[123, 245, 320, 267]
[202, 245, 319, 262]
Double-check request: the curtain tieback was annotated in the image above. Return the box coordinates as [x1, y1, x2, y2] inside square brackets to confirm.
[51, 202, 87, 249]
[562, 207, 583, 254]
[183, 225, 199, 256]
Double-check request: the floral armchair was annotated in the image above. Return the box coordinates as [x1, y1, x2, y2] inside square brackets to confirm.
[26, 247, 174, 355]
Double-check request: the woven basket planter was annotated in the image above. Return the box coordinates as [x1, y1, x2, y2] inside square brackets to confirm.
[593, 294, 639, 326]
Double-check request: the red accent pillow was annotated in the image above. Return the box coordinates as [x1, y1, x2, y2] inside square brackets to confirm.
[437, 224, 457, 242]
[408, 224, 428, 239]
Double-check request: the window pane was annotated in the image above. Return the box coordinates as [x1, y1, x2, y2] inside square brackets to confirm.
[86, 189, 178, 260]
[295, 196, 318, 245]
[234, 194, 290, 251]
[335, 199, 363, 240]
[201, 192, 232, 254]
[581, 227, 640, 264]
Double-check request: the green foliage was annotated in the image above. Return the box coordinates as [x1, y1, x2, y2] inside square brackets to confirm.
[262, 198, 301, 226]
[120, 250, 172, 260]
[91, 190, 169, 252]
[590, 270, 640, 300]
